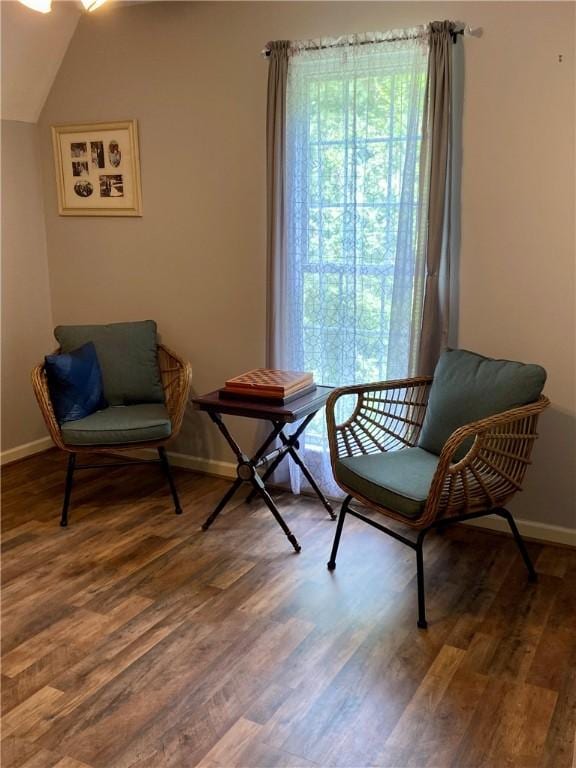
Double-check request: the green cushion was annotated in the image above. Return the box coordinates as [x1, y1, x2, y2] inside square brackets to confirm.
[55, 321, 164, 406]
[418, 349, 546, 459]
[336, 447, 439, 519]
[61, 404, 171, 446]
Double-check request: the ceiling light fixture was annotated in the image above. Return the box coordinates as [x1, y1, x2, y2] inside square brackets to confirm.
[18, 0, 108, 12]
[18, 0, 52, 13]
[80, 0, 108, 11]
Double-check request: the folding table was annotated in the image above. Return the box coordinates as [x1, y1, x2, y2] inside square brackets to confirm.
[192, 386, 336, 552]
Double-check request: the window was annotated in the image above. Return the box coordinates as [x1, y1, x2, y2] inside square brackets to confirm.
[282, 39, 429, 487]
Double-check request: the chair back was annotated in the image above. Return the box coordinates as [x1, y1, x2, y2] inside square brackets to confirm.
[418, 349, 547, 458]
[54, 320, 164, 406]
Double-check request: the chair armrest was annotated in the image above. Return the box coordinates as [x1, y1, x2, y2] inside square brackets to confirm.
[158, 344, 192, 439]
[326, 377, 433, 462]
[422, 395, 550, 525]
[31, 362, 67, 450]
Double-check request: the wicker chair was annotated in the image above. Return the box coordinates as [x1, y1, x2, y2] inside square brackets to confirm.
[32, 344, 192, 527]
[326, 362, 549, 629]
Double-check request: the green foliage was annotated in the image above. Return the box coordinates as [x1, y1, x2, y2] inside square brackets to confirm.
[296, 64, 426, 437]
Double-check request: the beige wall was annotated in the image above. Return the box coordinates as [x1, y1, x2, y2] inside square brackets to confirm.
[1, 0, 80, 123]
[38, 2, 575, 528]
[1, 119, 54, 452]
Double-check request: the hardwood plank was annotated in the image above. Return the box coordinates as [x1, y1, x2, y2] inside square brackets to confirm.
[2, 647, 81, 715]
[541, 661, 576, 767]
[3, 596, 152, 678]
[377, 645, 466, 767]
[234, 740, 319, 768]
[0, 736, 45, 768]
[107, 617, 315, 768]
[483, 682, 558, 766]
[14, 749, 63, 768]
[194, 717, 263, 768]
[52, 758, 93, 768]
[1, 687, 65, 740]
[244, 683, 293, 726]
[1, 450, 573, 768]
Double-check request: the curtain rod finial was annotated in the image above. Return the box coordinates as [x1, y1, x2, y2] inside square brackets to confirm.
[465, 25, 483, 38]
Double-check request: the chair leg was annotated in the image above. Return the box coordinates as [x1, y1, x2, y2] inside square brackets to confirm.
[327, 495, 351, 570]
[416, 529, 428, 629]
[60, 453, 76, 527]
[497, 508, 537, 582]
[158, 447, 183, 514]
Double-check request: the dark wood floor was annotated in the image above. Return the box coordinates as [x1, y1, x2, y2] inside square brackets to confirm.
[1, 449, 575, 768]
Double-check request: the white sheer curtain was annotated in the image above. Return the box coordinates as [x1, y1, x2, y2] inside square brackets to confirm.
[279, 32, 430, 497]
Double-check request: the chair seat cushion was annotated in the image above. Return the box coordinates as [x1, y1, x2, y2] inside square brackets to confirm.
[55, 321, 164, 406]
[61, 404, 172, 446]
[418, 349, 547, 458]
[335, 447, 439, 519]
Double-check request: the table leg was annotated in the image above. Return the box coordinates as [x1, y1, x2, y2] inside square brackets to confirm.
[251, 474, 301, 553]
[247, 414, 335, 520]
[246, 413, 315, 503]
[280, 435, 336, 520]
[207, 411, 245, 462]
[201, 477, 244, 531]
[201, 415, 300, 551]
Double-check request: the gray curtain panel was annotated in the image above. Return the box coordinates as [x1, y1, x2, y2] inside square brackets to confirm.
[416, 21, 456, 376]
[266, 27, 458, 378]
[265, 41, 290, 368]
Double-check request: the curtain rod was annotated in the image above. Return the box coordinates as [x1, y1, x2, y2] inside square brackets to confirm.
[261, 24, 481, 57]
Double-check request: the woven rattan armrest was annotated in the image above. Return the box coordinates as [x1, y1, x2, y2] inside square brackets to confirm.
[157, 344, 192, 437]
[31, 360, 66, 450]
[420, 395, 550, 526]
[326, 376, 433, 462]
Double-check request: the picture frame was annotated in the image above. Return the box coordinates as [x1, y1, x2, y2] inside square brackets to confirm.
[51, 120, 142, 216]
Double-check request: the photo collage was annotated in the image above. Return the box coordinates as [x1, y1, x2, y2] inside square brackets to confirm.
[70, 139, 124, 199]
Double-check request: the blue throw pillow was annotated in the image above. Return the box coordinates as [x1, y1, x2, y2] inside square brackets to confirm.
[45, 342, 107, 424]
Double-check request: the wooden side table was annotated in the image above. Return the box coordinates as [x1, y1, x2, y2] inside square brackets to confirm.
[192, 386, 336, 552]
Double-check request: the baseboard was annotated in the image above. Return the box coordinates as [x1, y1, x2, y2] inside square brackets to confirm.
[0, 436, 53, 466]
[164, 451, 237, 479]
[43, 442, 576, 547]
[121, 448, 575, 547]
[112, 446, 237, 479]
[462, 515, 576, 548]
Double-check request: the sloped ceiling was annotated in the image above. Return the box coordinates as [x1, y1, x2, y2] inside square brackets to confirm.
[1, 0, 81, 123]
